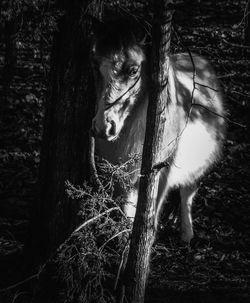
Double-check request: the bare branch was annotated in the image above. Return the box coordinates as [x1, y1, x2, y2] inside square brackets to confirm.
[99, 229, 131, 251]
[73, 207, 121, 233]
[217, 73, 237, 78]
[89, 133, 105, 191]
[192, 103, 246, 128]
[0, 274, 38, 293]
[234, 0, 250, 29]
[222, 38, 250, 48]
[172, 27, 246, 132]
[114, 241, 129, 291]
[195, 81, 220, 92]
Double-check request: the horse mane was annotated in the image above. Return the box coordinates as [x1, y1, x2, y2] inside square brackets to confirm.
[94, 17, 147, 57]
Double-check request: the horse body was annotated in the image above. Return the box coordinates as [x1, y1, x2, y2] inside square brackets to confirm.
[92, 19, 225, 242]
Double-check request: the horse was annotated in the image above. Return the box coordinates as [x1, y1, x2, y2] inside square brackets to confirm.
[91, 18, 226, 243]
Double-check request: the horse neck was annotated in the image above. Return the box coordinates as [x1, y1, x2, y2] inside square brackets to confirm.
[122, 63, 182, 164]
[117, 93, 148, 158]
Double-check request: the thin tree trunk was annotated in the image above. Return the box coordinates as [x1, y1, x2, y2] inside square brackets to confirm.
[119, 1, 173, 302]
[27, 1, 96, 267]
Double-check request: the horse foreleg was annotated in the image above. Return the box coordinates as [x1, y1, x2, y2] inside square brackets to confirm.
[123, 188, 138, 219]
[180, 184, 197, 243]
[155, 169, 170, 228]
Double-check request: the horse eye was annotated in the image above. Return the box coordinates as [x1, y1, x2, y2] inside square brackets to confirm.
[127, 66, 139, 78]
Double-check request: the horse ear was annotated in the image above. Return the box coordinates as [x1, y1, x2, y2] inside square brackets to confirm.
[138, 33, 148, 46]
[135, 20, 151, 46]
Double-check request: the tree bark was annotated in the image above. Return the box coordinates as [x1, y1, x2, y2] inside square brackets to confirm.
[245, 0, 250, 45]
[2, 19, 17, 97]
[27, 0, 96, 267]
[119, 1, 173, 302]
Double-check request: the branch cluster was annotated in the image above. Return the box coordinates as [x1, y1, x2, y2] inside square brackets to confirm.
[33, 156, 141, 302]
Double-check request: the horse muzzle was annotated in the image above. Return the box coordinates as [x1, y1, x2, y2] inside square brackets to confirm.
[92, 118, 118, 141]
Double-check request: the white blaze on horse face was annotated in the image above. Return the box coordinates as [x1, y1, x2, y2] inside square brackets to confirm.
[93, 47, 145, 141]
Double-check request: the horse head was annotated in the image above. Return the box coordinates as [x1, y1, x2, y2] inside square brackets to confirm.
[91, 18, 147, 141]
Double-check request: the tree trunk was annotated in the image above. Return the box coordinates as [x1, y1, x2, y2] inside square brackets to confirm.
[2, 19, 17, 97]
[27, 1, 96, 267]
[245, 0, 250, 45]
[119, 1, 173, 302]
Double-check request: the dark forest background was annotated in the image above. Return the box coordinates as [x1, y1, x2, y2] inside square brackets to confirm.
[0, 0, 250, 302]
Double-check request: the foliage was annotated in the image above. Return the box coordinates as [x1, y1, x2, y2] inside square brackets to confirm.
[35, 157, 137, 303]
[97, 154, 141, 193]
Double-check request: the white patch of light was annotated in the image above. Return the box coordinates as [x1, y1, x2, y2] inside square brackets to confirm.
[167, 120, 218, 187]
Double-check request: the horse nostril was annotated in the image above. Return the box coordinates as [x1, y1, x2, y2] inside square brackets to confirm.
[109, 120, 116, 136]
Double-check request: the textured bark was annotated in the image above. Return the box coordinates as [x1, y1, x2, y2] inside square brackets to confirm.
[27, 1, 96, 266]
[245, 0, 250, 45]
[2, 19, 17, 97]
[120, 1, 173, 302]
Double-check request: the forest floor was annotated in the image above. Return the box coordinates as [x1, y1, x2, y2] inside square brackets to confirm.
[0, 0, 250, 302]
